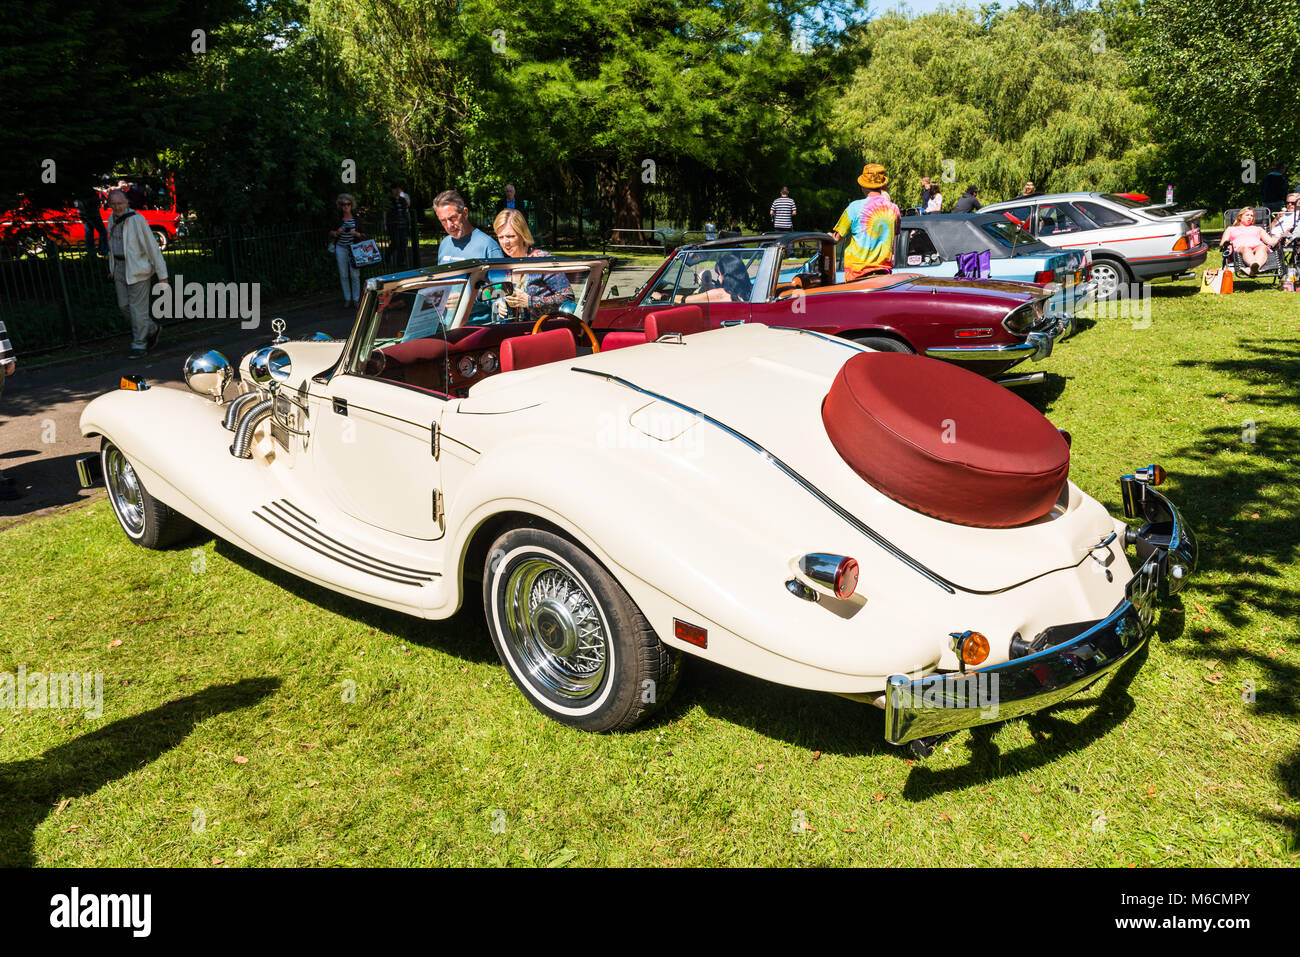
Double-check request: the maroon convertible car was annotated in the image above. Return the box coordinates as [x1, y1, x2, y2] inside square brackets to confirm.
[594, 233, 1073, 386]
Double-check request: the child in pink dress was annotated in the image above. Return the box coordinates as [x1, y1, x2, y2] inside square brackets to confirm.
[1220, 208, 1279, 275]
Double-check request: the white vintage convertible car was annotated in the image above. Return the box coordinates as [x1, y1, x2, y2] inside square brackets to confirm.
[78, 256, 1197, 756]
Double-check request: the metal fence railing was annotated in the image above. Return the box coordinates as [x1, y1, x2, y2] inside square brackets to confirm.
[0, 219, 418, 356]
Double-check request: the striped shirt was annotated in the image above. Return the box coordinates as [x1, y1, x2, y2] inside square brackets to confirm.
[770, 196, 797, 230]
[0, 318, 14, 362]
[337, 217, 358, 246]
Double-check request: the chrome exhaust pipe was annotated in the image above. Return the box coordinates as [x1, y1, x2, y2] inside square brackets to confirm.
[223, 390, 263, 431]
[230, 399, 274, 458]
[996, 371, 1046, 389]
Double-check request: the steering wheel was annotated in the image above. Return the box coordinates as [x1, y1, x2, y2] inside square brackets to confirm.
[529, 314, 601, 353]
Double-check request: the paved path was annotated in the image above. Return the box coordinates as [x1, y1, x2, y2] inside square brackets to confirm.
[0, 259, 661, 527]
[0, 295, 354, 526]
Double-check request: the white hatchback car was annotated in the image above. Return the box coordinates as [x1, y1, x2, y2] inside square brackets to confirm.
[981, 192, 1207, 300]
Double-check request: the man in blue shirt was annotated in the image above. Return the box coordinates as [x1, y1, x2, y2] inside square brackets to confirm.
[435, 190, 504, 264]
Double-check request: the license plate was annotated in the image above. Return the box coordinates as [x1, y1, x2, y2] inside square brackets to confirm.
[1125, 561, 1159, 627]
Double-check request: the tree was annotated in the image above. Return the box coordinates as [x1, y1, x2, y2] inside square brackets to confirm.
[310, 0, 872, 234]
[831, 8, 1155, 204]
[166, 0, 401, 225]
[0, 0, 248, 206]
[1134, 0, 1300, 209]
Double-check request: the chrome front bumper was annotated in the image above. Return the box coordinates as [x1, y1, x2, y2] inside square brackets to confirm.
[925, 314, 1073, 364]
[885, 477, 1196, 746]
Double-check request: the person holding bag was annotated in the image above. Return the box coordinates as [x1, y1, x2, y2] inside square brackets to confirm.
[330, 193, 367, 308]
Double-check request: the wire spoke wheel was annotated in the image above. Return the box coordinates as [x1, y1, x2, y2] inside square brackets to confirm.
[105, 444, 146, 536]
[503, 557, 608, 700]
[484, 528, 679, 732]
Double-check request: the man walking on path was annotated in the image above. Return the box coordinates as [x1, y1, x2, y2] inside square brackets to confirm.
[829, 164, 901, 281]
[106, 188, 168, 359]
[770, 187, 797, 232]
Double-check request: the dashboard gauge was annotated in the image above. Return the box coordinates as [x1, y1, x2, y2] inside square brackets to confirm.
[481, 351, 499, 374]
[457, 355, 478, 379]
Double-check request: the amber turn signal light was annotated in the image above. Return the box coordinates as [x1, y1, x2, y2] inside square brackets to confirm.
[951, 631, 990, 668]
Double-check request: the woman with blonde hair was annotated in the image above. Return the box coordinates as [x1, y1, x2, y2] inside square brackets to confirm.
[492, 208, 573, 317]
[329, 193, 367, 307]
[1220, 207, 1279, 276]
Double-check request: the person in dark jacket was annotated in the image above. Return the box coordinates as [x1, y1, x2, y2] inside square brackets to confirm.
[952, 186, 982, 214]
[386, 183, 411, 268]
[0, 319, 17, 499]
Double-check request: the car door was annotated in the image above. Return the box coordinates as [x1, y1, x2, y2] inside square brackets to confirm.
[309, 279, 468, 542]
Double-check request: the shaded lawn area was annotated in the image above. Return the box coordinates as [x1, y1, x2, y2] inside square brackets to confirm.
[1, 274, 1297, 866]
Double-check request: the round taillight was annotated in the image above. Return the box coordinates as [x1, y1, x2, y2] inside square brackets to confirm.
[959, 632, 990, 667]
[834, 558, 859, 600]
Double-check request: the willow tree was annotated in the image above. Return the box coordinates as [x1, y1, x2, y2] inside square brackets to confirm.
[832, 8, 1155, 205]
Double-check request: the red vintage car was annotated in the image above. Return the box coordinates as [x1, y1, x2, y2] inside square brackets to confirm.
[0, 173, 184, 257]
[593, 233, 1073, 385]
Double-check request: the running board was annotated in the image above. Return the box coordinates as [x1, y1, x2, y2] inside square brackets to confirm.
[995, 371, 1046, 388]
[252, 499, 439, 587]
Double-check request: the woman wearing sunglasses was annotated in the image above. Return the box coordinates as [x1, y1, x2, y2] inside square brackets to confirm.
[330, 193, 367, 308]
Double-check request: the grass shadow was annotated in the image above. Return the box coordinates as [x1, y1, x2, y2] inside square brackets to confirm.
[900, 640, 1149, 798]
[0, 677, 279, 867]
[211, 538, 498, 665]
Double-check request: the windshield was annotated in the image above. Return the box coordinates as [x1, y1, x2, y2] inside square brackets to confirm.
[363, 280, 469, 349]
[641, 246, 765, 304]
[981, 220, 1037, 249]
[458, 263, 591, 328]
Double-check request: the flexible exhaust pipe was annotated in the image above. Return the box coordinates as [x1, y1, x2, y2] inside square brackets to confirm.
[230, 399, 274, 458]
[223, 390, 263, 431]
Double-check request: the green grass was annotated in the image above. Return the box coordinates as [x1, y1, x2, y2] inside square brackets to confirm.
[2, 274, 1297, 867]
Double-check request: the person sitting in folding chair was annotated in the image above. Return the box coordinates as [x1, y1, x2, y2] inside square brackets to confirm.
[1220, 207, 1281, 276]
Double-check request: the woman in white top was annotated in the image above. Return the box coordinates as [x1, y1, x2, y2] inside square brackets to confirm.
[925, 190, 944, 214]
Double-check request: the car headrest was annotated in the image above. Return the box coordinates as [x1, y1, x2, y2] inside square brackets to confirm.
[600, 330, 647, 351]
[500, 328, 576, 372]
[645, 305, 706, 340]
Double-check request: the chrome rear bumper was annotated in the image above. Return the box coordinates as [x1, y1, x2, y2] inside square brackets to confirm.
[885, 478, 1196, 746]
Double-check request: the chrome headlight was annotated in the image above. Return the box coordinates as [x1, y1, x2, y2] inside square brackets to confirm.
[183, 349, 232, 401]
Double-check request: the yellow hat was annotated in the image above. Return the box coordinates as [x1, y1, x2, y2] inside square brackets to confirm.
[857, 163, 889, 189]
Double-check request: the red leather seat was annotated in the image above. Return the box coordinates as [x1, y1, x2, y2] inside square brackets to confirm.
[821, 353, 1070, 528]
[645, 305, 706, 340]
[600, 330, 647, 350]
[500, 328, 576, 372]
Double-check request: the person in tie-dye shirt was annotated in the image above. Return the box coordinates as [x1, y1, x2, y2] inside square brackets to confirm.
[830, 164, 901, 280]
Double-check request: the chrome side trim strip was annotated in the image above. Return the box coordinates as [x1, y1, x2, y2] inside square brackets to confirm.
[570, 367, 1111, 596]
[571, 367, 956, 593]
[767, 326, 869, 352]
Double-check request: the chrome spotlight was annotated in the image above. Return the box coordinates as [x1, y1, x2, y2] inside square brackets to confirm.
[183, 349, 233, 402]
[248, 346, 292, 386]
